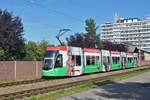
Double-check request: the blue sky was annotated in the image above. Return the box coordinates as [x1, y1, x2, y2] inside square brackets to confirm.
[0, 0, 150, 45]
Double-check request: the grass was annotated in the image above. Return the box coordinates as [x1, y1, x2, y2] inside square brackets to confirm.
[22, 67, 150, 100]
[23, 83, 96, 100]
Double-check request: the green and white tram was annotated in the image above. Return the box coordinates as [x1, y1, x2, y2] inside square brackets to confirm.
[126, 53, 134, 68]
[110, 51, 121, 70]
[42, 46, 139, 77]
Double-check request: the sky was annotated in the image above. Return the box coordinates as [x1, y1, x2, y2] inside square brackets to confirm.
[0, 0, 150, 45]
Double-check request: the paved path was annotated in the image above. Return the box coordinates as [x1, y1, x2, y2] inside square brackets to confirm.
[56, 71, 150, 100]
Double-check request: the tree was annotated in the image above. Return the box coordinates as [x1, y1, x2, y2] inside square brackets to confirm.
[24, 40, 54, 61]
[0, 9, 25, 60]
[66, 33, 95, 48]
[84, 18, 103, 49]
[66, 18, 103, 49]
[103, 41, 127, 52]
[0, 47, 4, 60]
[24, 41, 40, 61]
[38, 40, 54, 60]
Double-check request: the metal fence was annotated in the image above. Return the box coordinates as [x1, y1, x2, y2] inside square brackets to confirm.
[0, 61, 43, 80]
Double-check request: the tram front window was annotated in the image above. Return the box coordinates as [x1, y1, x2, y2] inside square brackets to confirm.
[45, 51, 57, 57]
[43, 59, 53, 70]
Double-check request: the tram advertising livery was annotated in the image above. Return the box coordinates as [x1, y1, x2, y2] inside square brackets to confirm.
[42, 46, 138, 77]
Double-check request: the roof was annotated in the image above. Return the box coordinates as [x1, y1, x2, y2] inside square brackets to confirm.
[46, 46, 67, 51]
[84, 48, 100, 53]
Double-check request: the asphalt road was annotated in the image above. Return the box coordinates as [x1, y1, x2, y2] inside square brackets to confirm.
[56, 71, 150, 100]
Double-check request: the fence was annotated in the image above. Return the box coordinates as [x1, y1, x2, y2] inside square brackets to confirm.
[0, 60, 150, 80]
[0, 61, 43, 80]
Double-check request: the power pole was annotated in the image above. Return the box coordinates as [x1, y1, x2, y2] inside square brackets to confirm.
[56, 29, 71, 46]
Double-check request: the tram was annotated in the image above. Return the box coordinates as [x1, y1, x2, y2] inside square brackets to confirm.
[42, 46, 138, 77]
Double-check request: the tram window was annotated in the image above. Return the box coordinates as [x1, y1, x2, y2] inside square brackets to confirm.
[86, 56, 91, 65]
[72, 55, 75, 61]
[112, 57, 115, 64]
[134, 57, 136, 62]
[55, 54, 63, 67]
[96, 56, 100, 65]
[103, 56, 106, 62]
[135, 57, 137, 62]
[131, 58, 133, 63]
[91, 56, 95, 65]
[103, 56, 109, 64]
[76, 55, 81, 66]
[107, 56, 110, 63]
[117, 57, 120, 64]
[116, 57, 118, 64]
[112, 57, 117, 64]
[128, 57, 129, 62]
[128, 57, 132, 63]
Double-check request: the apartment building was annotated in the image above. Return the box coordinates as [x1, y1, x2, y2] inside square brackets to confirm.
[101, 14, 150, 51]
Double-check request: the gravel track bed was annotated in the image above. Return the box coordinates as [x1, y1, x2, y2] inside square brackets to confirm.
[0, 66, 149, 95]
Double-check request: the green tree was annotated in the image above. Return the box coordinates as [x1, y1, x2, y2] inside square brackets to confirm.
[84, 18, 103, 49]
[24, 40, 54, 61]
[0, 9, 25, 60]
[24, 41, 40, 61]
[38, 40, 53, 60]
[0, 47, 4, 60]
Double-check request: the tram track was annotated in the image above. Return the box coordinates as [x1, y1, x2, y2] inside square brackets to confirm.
[0, 76, 70, 88]
[0, 78, 47, 88]
[0, 65, 150, 100]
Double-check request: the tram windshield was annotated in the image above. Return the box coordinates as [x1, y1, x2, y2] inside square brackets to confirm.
[43, 51, 58, 70]
[43, 59, 53, 70]
[45, 51, 57, 57]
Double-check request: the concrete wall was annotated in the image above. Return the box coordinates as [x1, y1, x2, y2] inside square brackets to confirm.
[0, 61, 43, 80]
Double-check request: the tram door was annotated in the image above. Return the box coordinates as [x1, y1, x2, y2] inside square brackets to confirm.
[121, 52, 126, 69]
[122, 57, 126, 69]
[133, 53, 138, 67]
[66, 47, 83, 76]
[102, 50, 110, 72]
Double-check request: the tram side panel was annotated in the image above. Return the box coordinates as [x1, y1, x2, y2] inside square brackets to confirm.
[121, 52, 127, 69]
[83, 48, 101, 74]
[101, 50, 111, 72]
[110, 51, 121, 70]
[126, 53, 134, 68]
[133, 53, 138, 67]
[66, 47, 83, 76]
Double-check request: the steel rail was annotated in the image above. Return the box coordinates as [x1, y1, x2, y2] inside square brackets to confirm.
[0, 78, 47, 88]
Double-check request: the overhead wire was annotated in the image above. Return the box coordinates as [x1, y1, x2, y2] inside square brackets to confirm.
[24, 0, 83, 23]
[23, 0, 83, 41]
[23, 0, 61, 30]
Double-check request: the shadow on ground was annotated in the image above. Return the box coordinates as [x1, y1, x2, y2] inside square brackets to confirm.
[69, 81, 150, 100]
